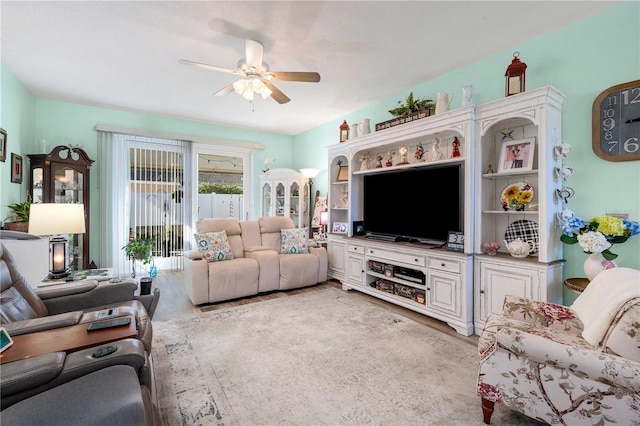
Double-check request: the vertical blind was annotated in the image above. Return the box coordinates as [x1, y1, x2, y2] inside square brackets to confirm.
[129, 139, 187, 273]
[98, 131, 190, 275]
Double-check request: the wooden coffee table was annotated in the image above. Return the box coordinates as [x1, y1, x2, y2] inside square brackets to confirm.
[0, 315, 137, 364]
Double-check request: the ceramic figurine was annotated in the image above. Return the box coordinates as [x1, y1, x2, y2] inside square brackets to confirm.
[375, 155, 383, 168]
[415, 143, 425, 160]
[461, 85, 473, 107]
[435, 92, 451, 115]
[360, 153, 370, 171]
[431, 138, 442, 161]
[398, 145, 409, 165]
[385, 151, 395, 167]
[452, 137, 461, 158]
[486, 164, 494, 174]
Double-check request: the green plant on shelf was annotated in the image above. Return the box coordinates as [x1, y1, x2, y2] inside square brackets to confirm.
[388, 92, 435, 117]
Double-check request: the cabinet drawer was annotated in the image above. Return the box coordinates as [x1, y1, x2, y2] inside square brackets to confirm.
[347, 243, 364, 255]
[366, 248, 426, 268]
[428, 256, 461, 274]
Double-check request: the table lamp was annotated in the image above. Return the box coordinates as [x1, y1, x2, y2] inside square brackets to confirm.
[28, 203, 86, 279]
[320, 211, 328, 239]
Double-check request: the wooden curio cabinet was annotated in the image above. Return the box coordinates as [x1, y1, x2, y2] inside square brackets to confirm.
[28, 146, 94, 270]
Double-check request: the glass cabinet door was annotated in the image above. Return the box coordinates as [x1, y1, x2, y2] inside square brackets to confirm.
[262, 183, 272, 216]
[290, 182, 300, 225]
[31, 165, 44, 203]
[275, 183, 285, 216]
[53, 166, 84, 204]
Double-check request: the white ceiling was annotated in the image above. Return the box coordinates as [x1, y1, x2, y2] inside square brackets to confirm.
[1, 1, 619, 136]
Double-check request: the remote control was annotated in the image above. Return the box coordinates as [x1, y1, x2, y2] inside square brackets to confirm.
[87, 317, 131, 331]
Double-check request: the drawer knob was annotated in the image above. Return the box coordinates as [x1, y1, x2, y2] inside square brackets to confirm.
[441, 263, 446, 267]
[480, 289, 485, 294]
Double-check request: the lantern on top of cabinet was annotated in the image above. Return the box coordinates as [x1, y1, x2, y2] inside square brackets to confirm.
[339, 120, 349, 143]
[505, 52, 527, 97]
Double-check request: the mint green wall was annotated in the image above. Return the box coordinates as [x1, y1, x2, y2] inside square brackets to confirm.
[0, 63, 37, 219]
[293, 2, 640, 304]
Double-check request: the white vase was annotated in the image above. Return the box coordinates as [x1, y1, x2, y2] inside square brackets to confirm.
[583, 253, 617, 281]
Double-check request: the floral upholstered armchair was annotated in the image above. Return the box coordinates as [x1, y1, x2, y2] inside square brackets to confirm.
[477, 267, 640, 425]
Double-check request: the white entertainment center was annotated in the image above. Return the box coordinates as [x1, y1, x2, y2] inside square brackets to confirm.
[326, 87, 566, 336]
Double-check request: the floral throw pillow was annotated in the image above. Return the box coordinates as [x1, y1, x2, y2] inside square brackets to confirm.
[194, 231, 234, 262]
[280, 228, 309, 254]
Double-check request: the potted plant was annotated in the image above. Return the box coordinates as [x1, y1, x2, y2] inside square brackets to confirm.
[122, 238, 153, 278]
[122, 238, 153, 263]
[4, 200, 31, 232]
[388, 92, 435, 117]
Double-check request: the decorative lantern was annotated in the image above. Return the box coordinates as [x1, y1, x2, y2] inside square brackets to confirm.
[339, 120, 349, 143]
[505, 52, 527, 97]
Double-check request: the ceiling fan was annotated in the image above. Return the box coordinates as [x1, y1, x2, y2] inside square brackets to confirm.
[179, 39, 320, 104]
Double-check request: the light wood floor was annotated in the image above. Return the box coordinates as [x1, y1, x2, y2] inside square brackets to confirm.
[150, 271, 479, 347]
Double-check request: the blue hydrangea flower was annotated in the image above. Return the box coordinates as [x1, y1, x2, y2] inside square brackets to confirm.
[562, 216, 587, 236]
[623, 218, 640, 236]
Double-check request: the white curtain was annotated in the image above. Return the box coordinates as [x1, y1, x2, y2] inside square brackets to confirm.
[97, 132, 191, 275]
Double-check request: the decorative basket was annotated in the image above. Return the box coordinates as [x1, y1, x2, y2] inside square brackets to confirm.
[3, 221, 29, 232]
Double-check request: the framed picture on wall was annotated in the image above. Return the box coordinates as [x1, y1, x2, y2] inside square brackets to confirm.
[11, 153, 23, 183]
[0, 128, 6, 162]
[498, 138, 535, 173]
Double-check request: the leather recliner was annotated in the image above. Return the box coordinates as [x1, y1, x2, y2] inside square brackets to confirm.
[0, 241, 155, 353]
[1, 364, 162, 425]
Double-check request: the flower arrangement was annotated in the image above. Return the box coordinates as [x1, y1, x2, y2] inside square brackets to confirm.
[560, 214, 640, 260]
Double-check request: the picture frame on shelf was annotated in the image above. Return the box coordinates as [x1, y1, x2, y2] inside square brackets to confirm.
[332, 222, 348, 234]
[353, 221, 365, 236]
[336, 165, 349, 182]
[497, 137, 535, 173]
[10, 153, 23, 183]
[0, 128, 6, 162]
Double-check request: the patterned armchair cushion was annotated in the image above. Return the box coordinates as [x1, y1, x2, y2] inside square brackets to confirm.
[478, 313, 592, 360]
[603, 298, 640, 361]
[501, 295, 584, 333]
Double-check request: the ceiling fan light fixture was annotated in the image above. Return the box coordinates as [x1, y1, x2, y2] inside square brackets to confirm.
[233, 77, 271, 101]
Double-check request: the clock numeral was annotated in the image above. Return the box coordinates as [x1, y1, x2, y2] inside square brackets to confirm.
[602, 108, 615, 119]
[606, 140, 619, 152]
[622, 88, 640, 105]
[623, 137, 640, 153]
[602, 117, 616, 132]
[606, 94, 618, 106]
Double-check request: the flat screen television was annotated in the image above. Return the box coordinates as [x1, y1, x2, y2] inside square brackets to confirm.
[363, 163, 463, 244]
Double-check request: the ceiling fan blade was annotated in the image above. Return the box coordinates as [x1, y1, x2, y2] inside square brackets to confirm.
[263, 80, 290, 104]
[245, 39, 264, 69]
[270, 71, 321, 83]
[214, 83, 235, 97]
[179, 59, 241, 75]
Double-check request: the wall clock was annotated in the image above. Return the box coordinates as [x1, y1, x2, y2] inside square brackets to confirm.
[592, 79, 640, 161]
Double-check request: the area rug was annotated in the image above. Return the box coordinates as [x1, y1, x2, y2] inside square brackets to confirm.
[152, 287, 539, 425]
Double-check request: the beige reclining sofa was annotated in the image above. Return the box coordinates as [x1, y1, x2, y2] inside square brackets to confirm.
[184, 216, 328, 305]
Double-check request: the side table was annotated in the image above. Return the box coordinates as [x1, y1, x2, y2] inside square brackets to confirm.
[564, 277, 589, 293]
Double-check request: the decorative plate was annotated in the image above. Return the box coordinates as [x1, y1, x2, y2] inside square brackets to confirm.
[500, 181, 534, 211]
[505, 220, 539, 254]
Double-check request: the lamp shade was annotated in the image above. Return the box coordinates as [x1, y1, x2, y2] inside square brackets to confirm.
[320, 211, 329, 226]
[300, 168, 321, 180]
[29, 203, 86, 236]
